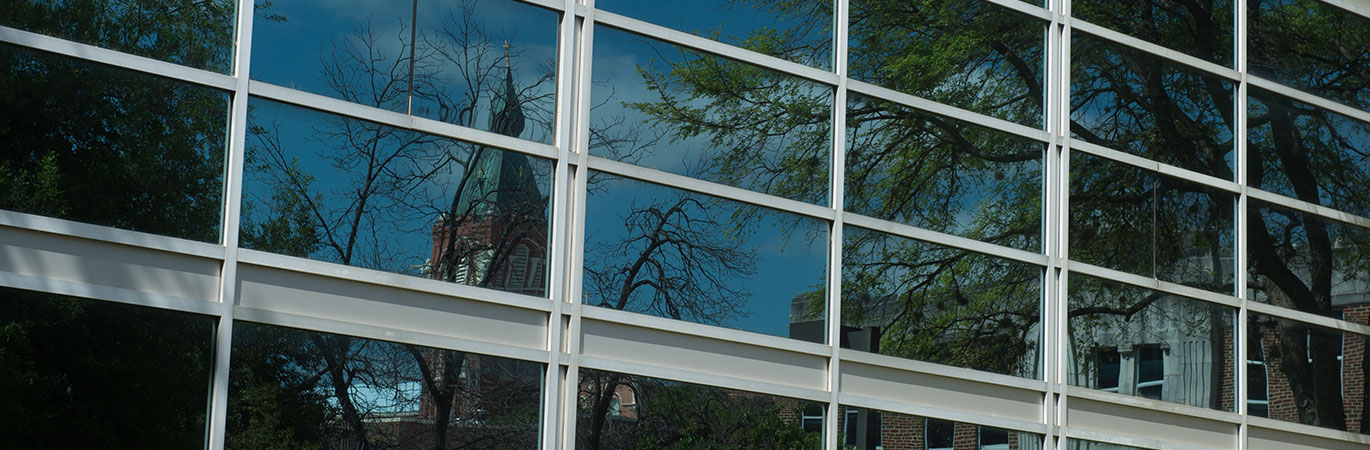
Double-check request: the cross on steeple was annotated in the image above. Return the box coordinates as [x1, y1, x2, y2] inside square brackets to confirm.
[503, 40, 510, 69]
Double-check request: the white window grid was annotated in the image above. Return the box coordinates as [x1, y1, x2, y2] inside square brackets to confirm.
[0, 0, 1369, 449]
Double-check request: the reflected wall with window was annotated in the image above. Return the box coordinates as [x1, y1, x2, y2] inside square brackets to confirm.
[1068, 275, 1236, 410]
[836, 407, 1044, 450]
[576, 369, 822, 449]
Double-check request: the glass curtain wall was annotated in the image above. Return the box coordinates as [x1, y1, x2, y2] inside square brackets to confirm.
[2, 0, 1370, 449]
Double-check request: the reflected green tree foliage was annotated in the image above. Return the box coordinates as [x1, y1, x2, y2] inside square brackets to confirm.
[849, 0, 1045, 127]
[578, 370, 821, 450]
[0, 0, 236, 72]
[0, 289, 214, 448]
[842, 229, 1042, 377]
[1249, 0, 1370, 110]
[618, 0, 1370, 431]
[1074, 0, 1234, 65]
[0, 4, 234, 446]
[1244, 0, 1370, 432]
[591, 25, 832, 204]
[611, 0, 1049, 375]
[0, 44, 227, 242]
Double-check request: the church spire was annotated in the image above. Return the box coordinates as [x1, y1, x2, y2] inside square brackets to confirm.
[451, 44, 538, 218]
[488, 41, 524, 139]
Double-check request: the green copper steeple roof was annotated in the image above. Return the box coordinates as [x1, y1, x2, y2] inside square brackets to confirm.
[452, 61, 541, 218]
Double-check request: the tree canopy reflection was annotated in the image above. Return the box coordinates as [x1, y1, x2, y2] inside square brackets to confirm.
[607, 0, 1370, 431]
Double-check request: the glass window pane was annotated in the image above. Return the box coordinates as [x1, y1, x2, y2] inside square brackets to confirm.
[411, 0, 559, 143]
[842, 226, 1042, 377]
[1070, 153, 1236, 294]
[251, 0, 415, 113]
[1247, 87, 1370, 218]
[1249, 0, 1370, 112]
[1071, 33, 1235, 179]
[582, 173, 828, 341]
[577, 369, 822, 449]
[1068, 274, 1236, 410]
[1247, 200, 1370, 324]
[838, 407, 1043, 450]
[1096, 349, 1122, 392]
[1073, 0, 1234, 66]
[1248, 334, 1271, 417]
[251, 0, 559, 144]
[593, 0, 833, 69]
[0, 44, 228, 242]
[1248, 313, 1366, 432]
[926, 418, 955, 449]
[228, 321, 543, 449]
[589, 25, 833, 205]
[846, 93, 1044, 251]
[1135, 345, 1165, 400]
[242, 98, 553, 296]
[849, 0, 1046, 128]
[0, 287, 214, 448]
[0, 0, 237, 73]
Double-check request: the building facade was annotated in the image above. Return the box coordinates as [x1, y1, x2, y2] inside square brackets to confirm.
[3, 0, 1370, 449]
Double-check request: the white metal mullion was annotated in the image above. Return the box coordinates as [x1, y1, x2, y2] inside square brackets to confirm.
[590, 11, 838, 86]
[826, 1, 849, 448]
[206, 0, 254, 448]
[575, 354, 830, 402]
[839, 393, 1051, 435]
[843, 214, 1048, 267]
[1068, 262, 1241, 309]
[983, 0, 1054, 21]
[1068, 139, 1241, 195]
[234, 251, 553, 311]
[1319, 0, 1370, 22]
[542, 0, 578, 445]
[1249, 416, 1370, 445]
[846, 80, 1051, 143]
[232, 306, 552, 364]
[247, 81, 560, 161]
[0, 210, 226, 258]
[1236, 0, 1250, 449]
[1070, 20, 1240, 82]
[0, 26, 237, 91]
[1245, 76, 1370, 128]
[1246, 189, 1370, 230]
[1247, 302, 1370, 337]
[513, 0, 565, 11]
[558, 2, 597, 447]
[586, 156, 837, 220]
[0, 270, 223, 315]
[1053, 0, 1073, 448]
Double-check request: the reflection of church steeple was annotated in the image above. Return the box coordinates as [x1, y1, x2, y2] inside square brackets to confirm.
[489, 41, 525, 138]
[452, 41, 540, 218]
[429, 41, 547, 298]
